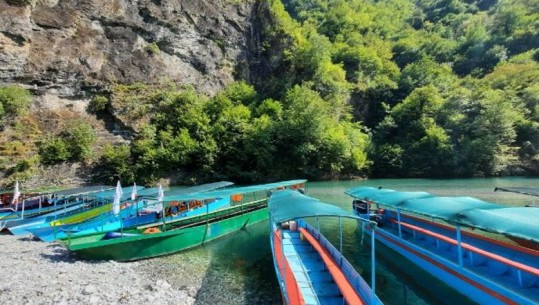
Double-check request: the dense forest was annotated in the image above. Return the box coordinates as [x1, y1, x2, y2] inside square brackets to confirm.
[1, 0, 539, 185]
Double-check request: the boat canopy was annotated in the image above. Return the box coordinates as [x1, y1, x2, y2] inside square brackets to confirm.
[345, 187, 395, 199]
[89, 186, 145, 201]
[458, 207, 539, 243]
[494, 186, 539, 197]
[269, 190, 360, 223]
[348, 187, 433, 206]
[347, 187, 539, 243]
[162, 180, 307, 202]
[53, 185, 114, 197]
[137, 181, 234, 198]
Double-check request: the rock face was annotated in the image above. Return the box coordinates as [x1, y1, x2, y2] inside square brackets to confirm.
[0, 0, 262, 97]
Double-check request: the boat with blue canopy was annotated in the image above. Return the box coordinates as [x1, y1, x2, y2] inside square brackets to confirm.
[63, 180, 307, 261]
[33, 182, 235, 242]
[0, 185, 115, 231]
[269, 190, 383, 305]
[346, 186, 539, 305]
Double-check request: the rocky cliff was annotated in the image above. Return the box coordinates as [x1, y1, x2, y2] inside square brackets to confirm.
[1, 0, 262, 95]
[0, 0, 268, 187]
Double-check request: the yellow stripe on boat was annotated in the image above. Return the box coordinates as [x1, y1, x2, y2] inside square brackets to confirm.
[50, 204, 112, 226]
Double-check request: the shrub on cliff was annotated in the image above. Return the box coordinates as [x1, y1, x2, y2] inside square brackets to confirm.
[38, 120, 96, 165]
[0, 85, 32, 126]
[88, 95, 109, 113]
[38, 136, 71, 165]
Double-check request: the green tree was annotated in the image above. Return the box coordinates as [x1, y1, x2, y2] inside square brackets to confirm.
[38, 136, 71, 165]
[63, 120, 97, 161]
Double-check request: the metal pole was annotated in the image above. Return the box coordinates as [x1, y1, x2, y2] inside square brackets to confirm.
[39, 197, 42, 214]
[371, 227, 376, 304]
[456, 224, 463, 267]
[397, 209, 402, 239]
[317, 217, 320, 232]
[21, 199, 25, 218]
[339, 217, 343, 254]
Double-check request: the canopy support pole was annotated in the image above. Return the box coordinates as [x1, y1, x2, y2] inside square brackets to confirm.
[338, 217, 342, 254]
[397, 209, 402, 239]
[371, 227, 376, 304]
[317, 217, 320, 232]
[38, 197, 42, 214]
[21, 199, 25, 219]
[456, 224, 463, 267]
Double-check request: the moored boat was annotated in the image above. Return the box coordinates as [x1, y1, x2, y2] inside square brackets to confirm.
[64, 180, 306, 261]
[26, 181, 234, 241]
[269, 190, 383, 305]
[346, 186, 539, 305]
[1, 185, 115, 231]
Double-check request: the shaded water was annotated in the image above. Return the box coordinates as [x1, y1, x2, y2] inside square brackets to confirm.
[158, 178, 539, 304]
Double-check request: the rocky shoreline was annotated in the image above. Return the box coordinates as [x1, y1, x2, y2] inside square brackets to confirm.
[0, 234, 280, 305]
[0, 234, 197, 305]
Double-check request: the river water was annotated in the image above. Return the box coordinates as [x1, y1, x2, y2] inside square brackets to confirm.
[155, 177, 539, 305]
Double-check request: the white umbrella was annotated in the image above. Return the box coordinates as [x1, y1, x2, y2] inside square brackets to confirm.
[156, 184, 164, 213]
[12, 181, 21, 210]
[131, 183, 137, 201]
[112, 181, 123, 216]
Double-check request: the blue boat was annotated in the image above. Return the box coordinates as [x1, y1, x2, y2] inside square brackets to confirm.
[346, 186, 539, 305]
[27, 181, 234, 242]
[269, 190, 383, 305]
[37, 196, 231, 242]
[1, 185, 115, 230]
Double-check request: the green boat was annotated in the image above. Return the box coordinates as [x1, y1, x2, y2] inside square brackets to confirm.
[64, 180, 307, 261]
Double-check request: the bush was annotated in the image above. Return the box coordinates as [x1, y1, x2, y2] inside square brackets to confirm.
[145, 42, 160, 55]
[99, 144, 134, 183]
[38, 120, 96, 165]
[0, 85, 32, 120]
[63, 120, 96, 161]
[88, 95, 109, 113]
[38, 136, 71, 165]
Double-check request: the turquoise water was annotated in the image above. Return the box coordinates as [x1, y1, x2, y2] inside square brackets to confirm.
[162, 177, 539, 304]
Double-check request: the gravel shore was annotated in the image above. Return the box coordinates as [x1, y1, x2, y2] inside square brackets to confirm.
[0, 234, 281, 305]
[0, 234, 197, 305]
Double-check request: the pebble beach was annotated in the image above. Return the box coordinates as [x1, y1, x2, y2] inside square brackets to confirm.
[0, 234, 197, 305]
[0, 233, 280, 305]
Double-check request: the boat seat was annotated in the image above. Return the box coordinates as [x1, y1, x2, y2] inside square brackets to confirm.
[298, 227, 366, 305]
[389, 219, 539, 279]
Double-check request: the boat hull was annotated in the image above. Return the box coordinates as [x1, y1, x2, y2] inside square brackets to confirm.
[68, 206, 268, 261]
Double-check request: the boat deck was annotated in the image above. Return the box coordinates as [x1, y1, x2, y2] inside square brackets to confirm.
[381, 217, 539, 303]
[281, 230, 344, 305]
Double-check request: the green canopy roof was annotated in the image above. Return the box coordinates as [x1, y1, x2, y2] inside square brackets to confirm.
[458, 207, 539, 243]
[269, 190, 359, 223]
[162, 180, 307, 202]
[346, 186, 538, 243]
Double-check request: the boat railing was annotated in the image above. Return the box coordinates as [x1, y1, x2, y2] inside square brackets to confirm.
[299, 219, 382, 305]
[0, 207, 15, 213]
[389, 218, 539, 287]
